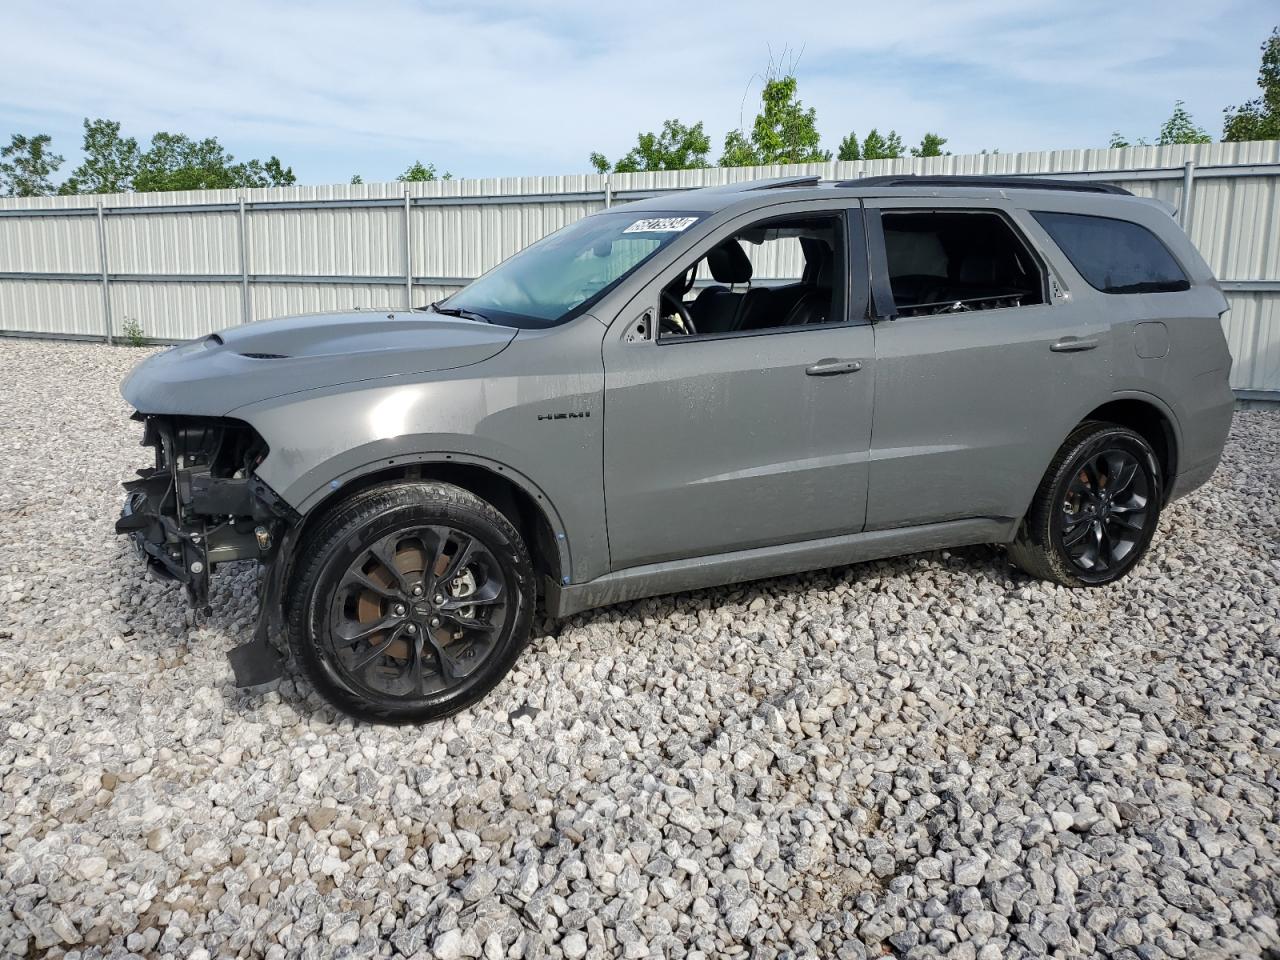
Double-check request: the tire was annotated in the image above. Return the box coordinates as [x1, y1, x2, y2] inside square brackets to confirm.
[286, 481, 535, 724]
[1008, 422, 1163, 588]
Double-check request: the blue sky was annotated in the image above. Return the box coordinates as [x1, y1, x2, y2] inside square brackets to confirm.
[2, 0, 1276, 186]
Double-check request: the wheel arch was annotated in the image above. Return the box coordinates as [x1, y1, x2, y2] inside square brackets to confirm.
[1076, 393, 1180, 501]
[288, 454, 568, 594]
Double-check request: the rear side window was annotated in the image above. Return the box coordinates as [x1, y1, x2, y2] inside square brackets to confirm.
[1032, 211, 1189, 294]
[879, 210, 1045, 317]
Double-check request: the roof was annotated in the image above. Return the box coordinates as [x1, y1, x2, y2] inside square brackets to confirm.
[619, 174, 1138, 215]
[844, 175, 1130, 195]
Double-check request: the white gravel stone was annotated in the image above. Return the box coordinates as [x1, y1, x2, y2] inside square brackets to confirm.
[328, 920, 359, 947]
[954, 858, 985, 886]
[432, 928, 465, 959]
[75, 856, 108, 881]
[561, 931, 588, 958]
[0, 339, 1277, 959]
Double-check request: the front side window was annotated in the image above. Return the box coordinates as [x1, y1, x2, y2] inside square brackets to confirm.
[442, 211, 704, 329]
[880, 210, 1045, 317]
[1032, 211, 1190, 294]
[658, 214, 845, 338]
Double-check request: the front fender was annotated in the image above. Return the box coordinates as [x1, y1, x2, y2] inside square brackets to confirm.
[228, 323, 608, 583]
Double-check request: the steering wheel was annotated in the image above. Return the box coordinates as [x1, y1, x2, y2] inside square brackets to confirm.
[660, 289, 697, 336]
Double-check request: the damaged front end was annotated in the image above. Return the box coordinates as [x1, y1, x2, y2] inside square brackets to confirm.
[115, 415, 299, 686]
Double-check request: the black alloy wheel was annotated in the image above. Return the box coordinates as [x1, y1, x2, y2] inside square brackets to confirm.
[1055, 447, 1152, 581]
[1009, 422, 1163, 587]
[327, 524, 510, 700]
[287, 482, 534, 724]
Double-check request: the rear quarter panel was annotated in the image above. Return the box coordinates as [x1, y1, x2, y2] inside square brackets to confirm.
[1019, 195, 1234, 497]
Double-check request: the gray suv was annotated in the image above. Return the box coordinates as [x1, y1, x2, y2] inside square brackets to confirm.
[116, 174, 1235, 723]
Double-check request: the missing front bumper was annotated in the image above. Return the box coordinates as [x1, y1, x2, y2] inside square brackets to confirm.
[115, 414, 300, 687]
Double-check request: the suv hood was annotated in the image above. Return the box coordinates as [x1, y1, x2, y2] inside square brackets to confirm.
[121, 310, 517, 416]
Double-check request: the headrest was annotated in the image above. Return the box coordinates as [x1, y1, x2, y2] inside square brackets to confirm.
[884, 229, 947, 277]
[812, 243, 834, 288]
[706, 241, 753, 284]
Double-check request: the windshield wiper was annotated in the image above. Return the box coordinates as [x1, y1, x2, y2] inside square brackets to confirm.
[424, 301, 491, 323]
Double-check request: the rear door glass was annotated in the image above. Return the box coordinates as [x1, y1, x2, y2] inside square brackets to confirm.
[879, 210, 1045, 316]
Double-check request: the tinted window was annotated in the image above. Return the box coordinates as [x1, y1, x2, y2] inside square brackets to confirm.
[1032, 211, 1189, 294]
[880, 211, 1044, 317]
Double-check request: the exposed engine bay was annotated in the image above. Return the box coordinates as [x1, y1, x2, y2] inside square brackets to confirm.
[115, 415, 299, 684]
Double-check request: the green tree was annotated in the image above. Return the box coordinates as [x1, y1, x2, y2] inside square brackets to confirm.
[134, 133, 236, 191]
[1111, 99, 1212, 149]
[58, 118, 139, 194]
[721, 75, 831, 166]
[836, 132, 861, 161]
[259, 156, 297, 187]
[719, 129, 761, 167]
[591, 119, 710, 173]
[911, 132, 949, 157]
[350, 173, 364, 184]
[399, 160, 451, 182]
[0, 133, 64, 197]
[860, 129, 905, 160]
[1223, 26, 1280, 141]
[133, 133, 296, 191]
[1157, 101, 1212, 145]
[838, 129, 945, 161]
[1108, 132, 1148, 148]
[232, 155, 296, 188]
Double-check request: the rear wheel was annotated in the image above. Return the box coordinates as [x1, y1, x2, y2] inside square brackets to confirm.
[286, 481, 534, 724]
[1008, 422, 1162, 587]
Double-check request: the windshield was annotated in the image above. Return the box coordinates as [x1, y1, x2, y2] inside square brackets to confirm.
[441, 211, 703, 329]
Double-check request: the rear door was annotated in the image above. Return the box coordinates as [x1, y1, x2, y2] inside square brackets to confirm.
[863, 197, 1113, 529]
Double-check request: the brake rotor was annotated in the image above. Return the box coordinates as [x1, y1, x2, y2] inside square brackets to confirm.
[355, 539, 455, 661]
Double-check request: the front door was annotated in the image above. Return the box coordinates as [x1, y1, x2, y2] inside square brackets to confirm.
[601, 203, 877, 570]
[862, 200, 1114, 529]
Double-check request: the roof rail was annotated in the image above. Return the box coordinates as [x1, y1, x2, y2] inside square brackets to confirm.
[838, 174, 1131, 196]
[703, 175, 823, 193]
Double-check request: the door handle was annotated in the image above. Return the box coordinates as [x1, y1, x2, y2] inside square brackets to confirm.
[1050, 337, 1099, 353]
[805, 358, 864, 376]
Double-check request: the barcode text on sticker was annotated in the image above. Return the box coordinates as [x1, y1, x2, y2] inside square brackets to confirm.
[623, 217, 699, 234]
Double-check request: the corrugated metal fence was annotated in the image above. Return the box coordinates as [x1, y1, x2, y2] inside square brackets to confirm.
[1, 141, 1278, 397]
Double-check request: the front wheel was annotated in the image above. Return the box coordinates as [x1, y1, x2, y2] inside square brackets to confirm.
[286, 481, 535, 724]
[1008, 423, 1163, 587]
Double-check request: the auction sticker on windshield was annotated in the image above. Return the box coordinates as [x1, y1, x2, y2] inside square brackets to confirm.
[623, 217, 699, 234]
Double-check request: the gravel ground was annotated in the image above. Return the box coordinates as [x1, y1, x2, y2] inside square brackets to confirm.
[1, 338, 1278, 960]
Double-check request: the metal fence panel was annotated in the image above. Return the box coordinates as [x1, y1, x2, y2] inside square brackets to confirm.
[0, 278, 103, 337]
[249, 206, 403, 277]
[0, 214, 99, 273]
[107, 210, 240, 275]
[1220, 292, 1280, 392]
[1, 143, 1278, 394]
[250, 281, 405, 321]
[110, 281, 241, 342]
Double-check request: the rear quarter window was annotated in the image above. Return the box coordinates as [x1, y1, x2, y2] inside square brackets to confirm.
[1032, 211, 1190, 295]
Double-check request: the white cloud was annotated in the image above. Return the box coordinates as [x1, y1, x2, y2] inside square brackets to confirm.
[1, 0, 1273, 180]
